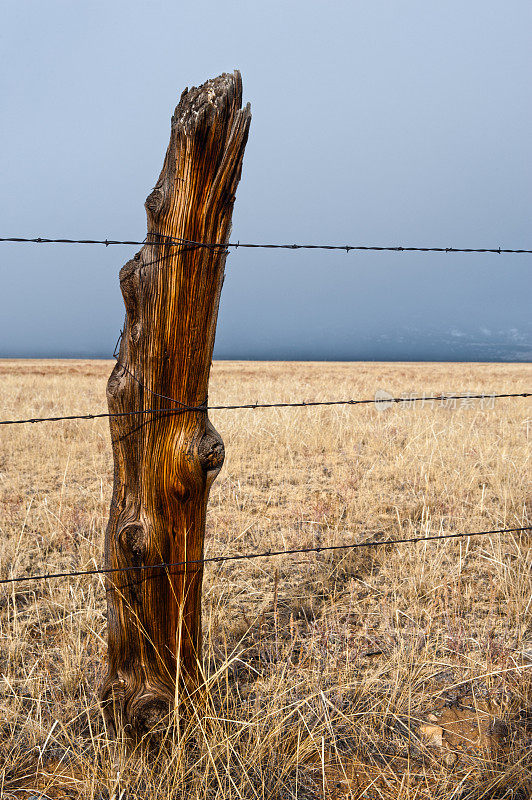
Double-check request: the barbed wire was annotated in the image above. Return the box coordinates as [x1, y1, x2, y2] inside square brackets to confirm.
[1, 234, 531, 254]
[0, 392, 529, 427]
[1, 526, 529, 588]
[114, 357, 207, 409]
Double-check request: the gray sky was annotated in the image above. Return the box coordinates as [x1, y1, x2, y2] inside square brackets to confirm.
[1, 0, 531, 361]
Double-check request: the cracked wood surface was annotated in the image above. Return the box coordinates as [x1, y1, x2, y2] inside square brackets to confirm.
[101, 71, 250, 737]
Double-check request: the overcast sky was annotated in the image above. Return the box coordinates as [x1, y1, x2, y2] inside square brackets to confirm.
[1, 1, 531, 360]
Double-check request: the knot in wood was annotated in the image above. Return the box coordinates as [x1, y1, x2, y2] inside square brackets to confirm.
[198, 431, 225, 472]
[130, 322, 142, 344]
[130, 697, 171, 739]
[119, 523, 146, 558]
[145, 188, 164, 215]
[107, 362, 127, 400]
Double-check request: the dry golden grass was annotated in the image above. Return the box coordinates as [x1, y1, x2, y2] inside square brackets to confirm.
[0, 359, 530, 800]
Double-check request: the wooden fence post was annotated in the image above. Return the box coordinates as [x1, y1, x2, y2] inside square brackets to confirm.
[101, 71, 251, 738]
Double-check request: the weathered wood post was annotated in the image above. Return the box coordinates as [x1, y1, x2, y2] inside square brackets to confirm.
[101, 71, 251, 738]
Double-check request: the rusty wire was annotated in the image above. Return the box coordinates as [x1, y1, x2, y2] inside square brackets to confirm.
[1, 526, 530, 587]
[0, 391, 529, 427]
[1, 234, 531, 254]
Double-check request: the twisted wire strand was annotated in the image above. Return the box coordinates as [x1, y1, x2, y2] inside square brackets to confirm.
[1, 235, 531, 254]
[0, 392, 529, 426]
[1, 526, 530, 587]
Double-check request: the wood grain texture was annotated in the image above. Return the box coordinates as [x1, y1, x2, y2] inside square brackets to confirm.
[101, 71, 250, 738]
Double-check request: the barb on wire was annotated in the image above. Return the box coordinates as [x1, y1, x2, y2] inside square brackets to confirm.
[0, 392, 529, 427]
[1, 235, 531, 255]
[113, 358, 208, 411]
[1, 526, 530, 587]
[0, 408, 203, 426]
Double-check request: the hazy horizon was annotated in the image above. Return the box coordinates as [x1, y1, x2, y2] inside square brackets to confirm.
[2, 1, 531, 362]
[2, 322, 530, 362]
[2, 325, 530, 363]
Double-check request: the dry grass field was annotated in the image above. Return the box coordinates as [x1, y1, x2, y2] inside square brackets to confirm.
[0, 359, 530, 800]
